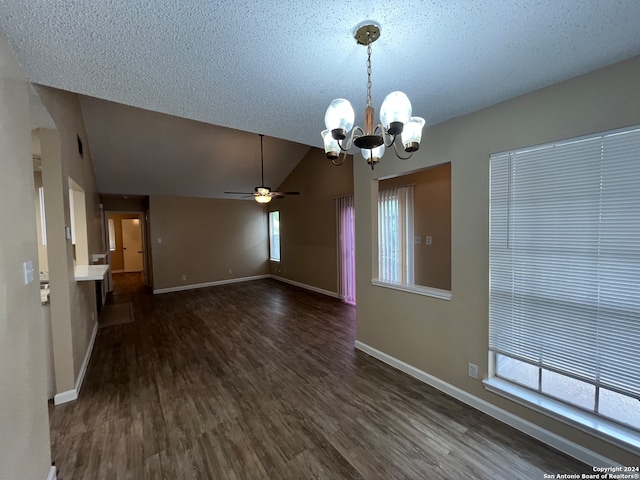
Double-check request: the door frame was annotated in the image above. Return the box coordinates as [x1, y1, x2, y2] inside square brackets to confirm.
[104, 210, 151, 287]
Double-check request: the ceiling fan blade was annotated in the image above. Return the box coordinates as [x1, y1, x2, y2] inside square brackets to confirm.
[271, 191, 300, 196]
[224, 191, 255, 195]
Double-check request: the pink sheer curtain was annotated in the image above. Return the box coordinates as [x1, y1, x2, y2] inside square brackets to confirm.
[336, 195, 356, 304]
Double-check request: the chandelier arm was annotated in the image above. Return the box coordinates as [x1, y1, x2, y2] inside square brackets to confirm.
[392, 138, 414, 160]
[337, 127, 361, 152]
[331, 151, 349, 166]
[337, 139, 350, 152]
[384, 130, 397, 148]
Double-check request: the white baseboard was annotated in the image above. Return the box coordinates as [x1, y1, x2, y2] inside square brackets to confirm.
[269, 275, 342, 299]
[53, 389, 77, 405]
[46, 465, 56, 480]
[153, 274, 269, 294]
[354, 340, 618, 468]
[54, 320, 98, 405]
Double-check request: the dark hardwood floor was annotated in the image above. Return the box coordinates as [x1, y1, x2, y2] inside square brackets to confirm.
[49, 278, 588, 479]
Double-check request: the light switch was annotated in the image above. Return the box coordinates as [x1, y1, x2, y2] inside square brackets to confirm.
[157, 237, 162, 243]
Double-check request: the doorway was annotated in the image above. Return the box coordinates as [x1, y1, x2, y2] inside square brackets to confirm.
[106, 212, 149, 285]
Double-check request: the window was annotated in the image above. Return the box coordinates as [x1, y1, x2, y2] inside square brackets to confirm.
[378, 185, 414, 284]
[488, 126, 640, 440]
[375, 164, 452, 298]
[337, 195, 356, 304]
[269, 211, 280, 262]
[108, 218, 116, 251]
[38, 186, 47, 246]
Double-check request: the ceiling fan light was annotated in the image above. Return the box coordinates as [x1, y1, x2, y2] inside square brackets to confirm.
[380, 91, 412, 132]
[321, 129, 340, 159]
[324, 99, 355, 139]
[255, 194, 272, 204]
[402, 116, 426, 152]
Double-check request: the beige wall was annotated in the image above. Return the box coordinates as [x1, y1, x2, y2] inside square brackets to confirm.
[268, 148, 354, 293]
[0, 33, 52, 480]
[149, 195, 269, 290]
[354, 55, 640, 465]
[101, 194, 149, 211]
[37, 85, 103, 392]
[108, 213, 142, 271]
[380, 163, 451, 290]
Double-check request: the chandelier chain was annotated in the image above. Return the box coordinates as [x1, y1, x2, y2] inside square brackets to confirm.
[366, 39, 372, 107]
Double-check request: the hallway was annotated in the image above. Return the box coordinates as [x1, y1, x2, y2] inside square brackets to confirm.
[109, 272, 147, 303]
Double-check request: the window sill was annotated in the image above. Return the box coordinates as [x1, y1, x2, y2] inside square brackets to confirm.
[371, 279, 452, 300]
[483, 377, 640, 454]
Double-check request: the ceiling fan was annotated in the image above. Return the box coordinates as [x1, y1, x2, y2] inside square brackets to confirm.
[225, 134, 300, 204]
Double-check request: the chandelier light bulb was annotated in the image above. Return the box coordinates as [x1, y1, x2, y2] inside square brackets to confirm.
[324, 99, 355, 140]
[380, 91, 412, 135]
[402, 116, 426, 152]
[321, 129, 340, 160]
[362, 143, 385, 168]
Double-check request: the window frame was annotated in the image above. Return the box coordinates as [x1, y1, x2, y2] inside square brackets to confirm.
[268, 210, 280, 262]
[486, 125, 640, 452]
[107, 218, 116, 251]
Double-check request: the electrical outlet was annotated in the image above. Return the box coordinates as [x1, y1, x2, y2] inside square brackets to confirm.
[468, 362, 478, 379]
[426, 236, 433, 245]
[181, 275, 187, 281]
[414, 235, 422, 244]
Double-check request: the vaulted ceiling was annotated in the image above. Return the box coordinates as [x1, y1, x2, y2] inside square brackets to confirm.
[2, 1, 640, 198]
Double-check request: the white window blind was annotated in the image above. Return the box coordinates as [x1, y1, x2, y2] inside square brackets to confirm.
[489, 127, 640, 405]
[337, 195, 356, 304]
[378, 185, 414, 284]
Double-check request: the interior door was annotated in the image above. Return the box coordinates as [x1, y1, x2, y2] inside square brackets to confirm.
[122, 218, 143, 272]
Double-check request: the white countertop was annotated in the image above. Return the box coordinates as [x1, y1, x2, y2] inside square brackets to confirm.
[91, 252, 110, 262]
[74, 264, 110, 281]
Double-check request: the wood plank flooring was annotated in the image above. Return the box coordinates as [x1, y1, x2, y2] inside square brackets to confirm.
[49, 278, 589, 479]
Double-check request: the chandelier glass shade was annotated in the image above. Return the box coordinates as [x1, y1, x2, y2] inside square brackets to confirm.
[321, 23, 425, 169]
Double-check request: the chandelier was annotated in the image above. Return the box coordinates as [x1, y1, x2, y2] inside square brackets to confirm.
[321, 23, 425, 169]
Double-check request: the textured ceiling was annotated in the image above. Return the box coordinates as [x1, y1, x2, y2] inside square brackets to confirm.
[2, 1, 640, 196]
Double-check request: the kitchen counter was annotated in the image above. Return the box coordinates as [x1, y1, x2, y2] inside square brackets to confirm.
[74, 264, 110, 281]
